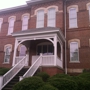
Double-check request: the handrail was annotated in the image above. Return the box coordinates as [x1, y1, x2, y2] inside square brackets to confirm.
[23, 55, 42, 78]
[1, 56, 27, 89]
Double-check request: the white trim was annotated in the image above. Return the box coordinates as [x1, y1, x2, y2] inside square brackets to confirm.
[0, 18, 3, 32]
[21, 13, 30, 20]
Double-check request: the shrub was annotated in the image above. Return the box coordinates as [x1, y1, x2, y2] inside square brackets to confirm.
[37, 84, 58, 90]
[0, 67, 10, 75]
[48, 78, 77, 90]
[13, 76, 44, 90]
[70, 76, 90, 90]
[36, 72, 50, 82]
[49, 74, 71, 80]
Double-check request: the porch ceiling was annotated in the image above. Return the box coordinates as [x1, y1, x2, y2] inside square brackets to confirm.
[12, 27, 65, 42]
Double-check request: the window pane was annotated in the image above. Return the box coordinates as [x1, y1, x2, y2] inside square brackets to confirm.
[37, 10, 44, 28]
[70, 42, 79, 61]
[37, 46, 42, 55]
[43, 45, 47, 54]
[48, 8, 56, 27]
[48, 45, 54, 54]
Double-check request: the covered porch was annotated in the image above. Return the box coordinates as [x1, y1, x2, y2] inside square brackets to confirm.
[12, 27, 65, 69]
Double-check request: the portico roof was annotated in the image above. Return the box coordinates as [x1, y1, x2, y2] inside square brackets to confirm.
[12, 27, 65, 42]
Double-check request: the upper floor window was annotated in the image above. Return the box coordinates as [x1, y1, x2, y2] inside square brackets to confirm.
[69, 7, 78, 28]
[0, 18, 3, 32]
[22, 14, 29, 30]
[36, 10, 44, 28]
[86, 3, 90, 20]
[47, 8, 56, 27]
[70, 42, 79, 62]
[8, 16, 16, 35]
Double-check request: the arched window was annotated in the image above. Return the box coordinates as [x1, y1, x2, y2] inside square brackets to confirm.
[19, 45, 26, 56]
[36, 10, 44, 28]
[22, 14, 29, 30]
[0, 18, 3, 32]
[47, 8, 56, 27]
[70, 42, 79, 62]
[8, 16, 16, 35]
[4, 44, 12, 63]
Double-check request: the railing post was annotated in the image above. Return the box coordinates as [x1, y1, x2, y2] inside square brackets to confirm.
[0, 76, 3, 90]
[19, 76, 23, 81]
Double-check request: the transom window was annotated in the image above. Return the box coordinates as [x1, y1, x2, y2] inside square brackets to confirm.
[37, 43, 54, 55]
[0, 18, 3, 32]
[69, 8, 77, 28]
[22, 14, 29, 30]
[36, 10, 44, 28]
[8, 17, 15, 35]
[47, 8, 56, 27]
[70, 42, 79, 62]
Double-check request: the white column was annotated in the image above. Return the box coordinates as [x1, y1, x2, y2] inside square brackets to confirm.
[54, 36, 57, 66]
[12, 39, 18, 66]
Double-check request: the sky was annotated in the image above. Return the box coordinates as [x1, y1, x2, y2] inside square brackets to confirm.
[0, 0, 28, 10]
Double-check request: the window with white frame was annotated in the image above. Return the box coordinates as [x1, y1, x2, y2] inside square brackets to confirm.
[36, 10, 44, 28]
[8, 17, 15, 35]
[0, 18, 3, 32]
[88, 5, 90, 20]
[47, 8, 56, 27]
[69, 8, 77, 28]
[70, 42, 79, 62]
[22, 14, 29, 30]
[4, 44, 12, 63]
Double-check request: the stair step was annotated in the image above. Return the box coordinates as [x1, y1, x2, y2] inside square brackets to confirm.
[2, 68, 28, 90]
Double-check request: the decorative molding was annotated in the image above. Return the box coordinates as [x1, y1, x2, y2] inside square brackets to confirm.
[67, 5, 78, 13]
[68, 39, 80, 48]
[4, 44, 12, 52]
[8, 16, 16, 22]
[21, 13, 30, 20]
[86, 2, 90, 10]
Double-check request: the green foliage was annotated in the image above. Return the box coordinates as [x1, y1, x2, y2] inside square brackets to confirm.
[37, 84, 58, 90]
[0, 67, 10, 75]
[49, 74, 71, 79]
[48, 78, 77, 90]
[83, 69, 90, 73]
[70, 76, 90, 90]
[36, 72, 50, 82]
[13, 76, 44, 90]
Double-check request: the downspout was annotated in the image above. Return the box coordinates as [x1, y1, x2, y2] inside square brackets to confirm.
[64, 0, 67, 74]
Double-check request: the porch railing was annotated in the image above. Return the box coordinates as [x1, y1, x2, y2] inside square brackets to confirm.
[42, 55, 54, 66]
[56, 56, 63, 68]
[1, 56, 27, 89]
[23, 55, 42, 78]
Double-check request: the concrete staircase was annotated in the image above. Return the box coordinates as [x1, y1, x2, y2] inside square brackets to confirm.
[2, 68, 28, 90]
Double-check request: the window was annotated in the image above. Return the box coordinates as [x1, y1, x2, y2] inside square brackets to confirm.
[22, 14, 29, 30]
[4, 44, 12, 63]
[69, 8, 77, 28]
[0, 18, 3, 32]
[70, 42, 79, 62]
[37, 44, 54, 55]
[36, 10, 44, 28]
[47, 8, 56, 27]
[8, 17, 15, 35]
[19, 45, 26, 56]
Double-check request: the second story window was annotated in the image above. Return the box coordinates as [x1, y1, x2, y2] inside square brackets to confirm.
[0, 18, 3, 32]
[8, 16, 15, 35]
[69, 8, 77, 28]
[47, 8, 56, 27]
[36, 10, 44, 28]
[22, 14, 29, 30]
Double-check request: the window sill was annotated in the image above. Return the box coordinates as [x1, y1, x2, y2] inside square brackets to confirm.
[69, 61, 80, 63]
[69, 26, 78, 29]
[3, 62, 10, 64]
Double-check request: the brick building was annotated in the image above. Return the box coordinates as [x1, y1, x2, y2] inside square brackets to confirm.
[0, 0, 90, 77]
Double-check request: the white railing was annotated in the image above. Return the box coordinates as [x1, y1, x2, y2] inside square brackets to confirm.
[42, 55, 54, 66]
[1, 56, 27, 89]
[15, 56, 25, 64]
[23, 55, 42, 78]
[56, 56, 63, 68]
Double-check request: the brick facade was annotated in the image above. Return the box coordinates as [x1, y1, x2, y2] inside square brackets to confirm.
[0, 0, 90, 74]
